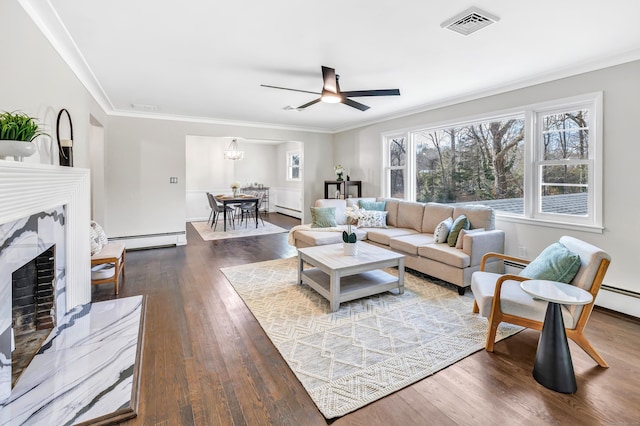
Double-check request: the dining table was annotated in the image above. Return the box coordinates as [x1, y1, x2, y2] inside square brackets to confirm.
[214, 194, 259, 232]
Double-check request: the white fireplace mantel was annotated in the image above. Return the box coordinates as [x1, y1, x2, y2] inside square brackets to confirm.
[0, 160, 91, 309]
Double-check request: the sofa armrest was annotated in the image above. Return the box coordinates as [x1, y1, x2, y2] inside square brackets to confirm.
[462, 230, 505, 267]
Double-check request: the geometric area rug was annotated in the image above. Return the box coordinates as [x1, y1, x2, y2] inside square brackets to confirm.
[191, 220, 287, 241]
[220, 257, 523, 419]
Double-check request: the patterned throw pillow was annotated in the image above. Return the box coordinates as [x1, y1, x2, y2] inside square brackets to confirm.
[455, 228, 485, 249]
[89, 225, 102, 256]
[520, 242, 581, 283]
[433, 217, 453, 243]
[358, 210, 388, 228]
[359, 200, 386, 211]
[447, 214, 470, 247]
[310, 207, 337, 228]
[90, 221, 108, 246]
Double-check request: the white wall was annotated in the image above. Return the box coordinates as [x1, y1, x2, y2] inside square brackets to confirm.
[185, 136, 281, 221]
[272, 141, 303, 218]
[105, 115, 332, 243]
[333, 60, 640, 315]
[0, 0, 107, 170]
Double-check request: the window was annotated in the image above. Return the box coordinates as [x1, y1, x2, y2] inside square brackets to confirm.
[286, 151, 302, 181]
[382, 93, 602, 230]
[534, 105, 594, 224]
[383, 136, 407, 198]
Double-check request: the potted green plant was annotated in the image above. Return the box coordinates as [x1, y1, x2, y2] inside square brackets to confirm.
[0, 111, 47, 161]
[343, 206, 364, 255]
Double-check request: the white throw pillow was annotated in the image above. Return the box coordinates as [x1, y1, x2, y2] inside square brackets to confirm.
[358, 210, 388, 228]
[90, 221, 108, 246]
[455, 228, 486, 249]
[89, 225, 103, 256]
[433, 217, 453, 243]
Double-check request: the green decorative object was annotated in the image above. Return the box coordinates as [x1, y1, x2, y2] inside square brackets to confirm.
[0, 111, 48, 161]
[336, 172, 343, 181]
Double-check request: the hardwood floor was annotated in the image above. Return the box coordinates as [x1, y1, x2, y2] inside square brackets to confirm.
[92, 214, 640, 425]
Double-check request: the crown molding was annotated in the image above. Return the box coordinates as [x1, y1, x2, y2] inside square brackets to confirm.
[18, 0, 114, 113]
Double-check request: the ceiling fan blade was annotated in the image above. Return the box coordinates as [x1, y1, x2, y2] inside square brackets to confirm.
[321, 66, 338, 93]
[297, 98, 322, 109]
[260, 84, 320, 95]
[340, 89, 401, 97]
[342, 98, 370, 111]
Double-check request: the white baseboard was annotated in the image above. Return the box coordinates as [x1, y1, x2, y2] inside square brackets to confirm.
[110, 232, 187, 249]
[275, 205, 302, 219]
[596, 288, 640, 318]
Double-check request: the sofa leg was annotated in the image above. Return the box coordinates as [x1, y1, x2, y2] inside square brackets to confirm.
[457, 286, 466, 296]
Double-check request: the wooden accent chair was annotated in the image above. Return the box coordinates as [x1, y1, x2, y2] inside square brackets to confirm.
[470, 236, 611, 367]
[91, 242, 126, 295]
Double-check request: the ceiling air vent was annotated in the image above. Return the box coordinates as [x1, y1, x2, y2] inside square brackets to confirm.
[441, 7, 500, 36]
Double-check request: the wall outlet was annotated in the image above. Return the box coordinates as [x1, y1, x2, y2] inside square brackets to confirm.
[169, 177, 178, 184]
[518, 246, 527, 258]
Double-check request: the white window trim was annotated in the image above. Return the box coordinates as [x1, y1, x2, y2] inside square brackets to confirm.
[382, 134, 408, 198]
[381, 92, 604, 233]
[286, 150, 302, 181]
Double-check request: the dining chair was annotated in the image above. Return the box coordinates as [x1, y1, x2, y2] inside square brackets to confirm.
[205, 192, 216, 226]
[238, 191, 265, 228]
[208, 193, 235, 231]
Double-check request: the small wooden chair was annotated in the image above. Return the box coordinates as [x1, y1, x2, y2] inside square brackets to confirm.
[91, 242, 126, 295]
[471, 236, 611, 367]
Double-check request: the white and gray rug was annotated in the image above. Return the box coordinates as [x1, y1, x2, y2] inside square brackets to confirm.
[221, 257, 522, 419]
[191, 219, 288, 241]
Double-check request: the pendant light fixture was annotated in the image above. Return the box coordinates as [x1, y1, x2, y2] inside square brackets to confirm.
[224, 138, 244, 160]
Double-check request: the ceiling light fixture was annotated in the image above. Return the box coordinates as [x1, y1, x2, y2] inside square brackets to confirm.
[320, 89, 342, 104]
[224, 138, 244, 160]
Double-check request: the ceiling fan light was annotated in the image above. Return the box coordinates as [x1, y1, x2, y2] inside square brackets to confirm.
[224, 138, 244, 160]
[320, 90, 342, 104]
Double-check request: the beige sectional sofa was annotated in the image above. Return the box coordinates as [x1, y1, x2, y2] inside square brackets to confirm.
[290, 197, 505, 294]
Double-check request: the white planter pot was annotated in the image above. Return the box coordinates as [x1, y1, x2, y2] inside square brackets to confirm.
[0, 140, 36, 161]
[343, 242, 358, 256]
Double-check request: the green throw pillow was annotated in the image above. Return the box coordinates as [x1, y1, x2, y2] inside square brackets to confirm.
[520, 242, 581, 284]
[310, 207, 337, 228]
[447, 214, 469, 247]
[359, 200, 386, 211]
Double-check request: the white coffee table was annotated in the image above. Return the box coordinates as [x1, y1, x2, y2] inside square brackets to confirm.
[297, 242, 405, 312]
[521, 279, 593, 393]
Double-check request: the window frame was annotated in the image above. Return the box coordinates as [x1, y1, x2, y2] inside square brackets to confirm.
[286, 150, 302, 181]
[381, 92, 603, 233]
[382, 134, 408, 199]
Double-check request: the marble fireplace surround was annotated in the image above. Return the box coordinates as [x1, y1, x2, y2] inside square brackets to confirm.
[0, 161, 91, 396]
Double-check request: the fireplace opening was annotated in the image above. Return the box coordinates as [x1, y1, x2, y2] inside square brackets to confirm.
[11, 245, 56, 387]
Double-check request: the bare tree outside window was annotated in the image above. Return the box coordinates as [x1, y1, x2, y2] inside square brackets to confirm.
[389, 137, 406, 198]
[414, 118, 525, 213]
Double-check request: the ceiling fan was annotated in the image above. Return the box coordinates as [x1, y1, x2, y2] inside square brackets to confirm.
[261, 66, 400, 111]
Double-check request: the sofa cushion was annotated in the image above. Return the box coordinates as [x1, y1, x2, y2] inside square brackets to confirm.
[315, 199, 347, 225]
[365, 227, 418, 246]
[377, 198, 400, 227]
[455, 228, 485, 249]
[520, 242, 581, 284]
[453, 204, 495, 230]
[447, 214, 470, 247]
[421, 203, 455, 234]
[389, 233, 435, 256]
[310, 206, 337, 228]
[433, 217, 453, 243]
[418, 244, 470, 268]
[397, 201, 425, 232]
[295, 226, 367, 246]
[358, 210, 388, 228]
